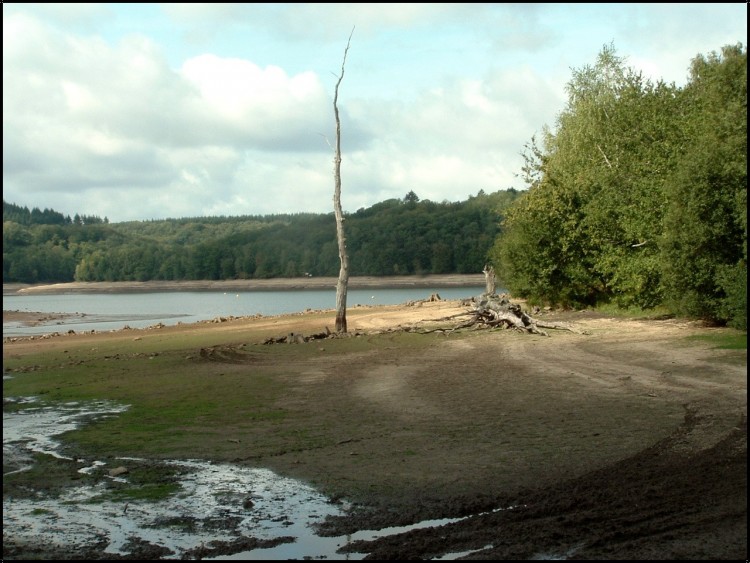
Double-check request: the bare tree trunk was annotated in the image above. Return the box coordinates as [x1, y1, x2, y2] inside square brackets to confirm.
[483, 264, 496, 295]
[333, 28, 354, 333]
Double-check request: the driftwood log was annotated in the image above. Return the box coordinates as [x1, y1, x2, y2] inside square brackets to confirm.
[424, 293, 585, 336]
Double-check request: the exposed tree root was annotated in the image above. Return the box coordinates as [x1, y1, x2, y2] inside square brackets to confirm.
[418, 294, 586, 336]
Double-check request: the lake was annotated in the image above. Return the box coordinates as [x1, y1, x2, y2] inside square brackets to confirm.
[3, 285, 488, 337]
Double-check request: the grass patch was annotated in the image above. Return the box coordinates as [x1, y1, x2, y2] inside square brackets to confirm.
[3, 327, 439, 462]
[86, 481, 181, 504]
[686, 331, 747, 350]
[591, 302, 674, 319]
[3, 453, 94, 499]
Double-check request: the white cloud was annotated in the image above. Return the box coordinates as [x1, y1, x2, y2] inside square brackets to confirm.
[180, 54, 331, 150]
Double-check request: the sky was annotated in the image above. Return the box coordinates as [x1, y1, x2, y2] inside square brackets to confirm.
[3, 3, 747, 223]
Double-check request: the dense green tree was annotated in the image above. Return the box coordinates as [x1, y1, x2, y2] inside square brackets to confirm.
[403, 190, 420, 206]
[3, 221, 32, 247]
[492, 42, 746, 328]
[493, 44, 673, 306]
[660, 43, 747, 328]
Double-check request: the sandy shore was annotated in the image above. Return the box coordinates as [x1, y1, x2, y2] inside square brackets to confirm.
[3, 274, 485, 296]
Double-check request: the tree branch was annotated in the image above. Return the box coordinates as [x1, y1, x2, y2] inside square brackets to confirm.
[596, 144, 613, 168]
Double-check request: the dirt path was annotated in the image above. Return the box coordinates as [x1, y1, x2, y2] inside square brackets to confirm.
[3, 300, 747, 560]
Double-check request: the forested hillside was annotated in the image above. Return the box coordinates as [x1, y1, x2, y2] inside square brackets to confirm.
[3, 189, 518, 284]
[491, 43, 746, 329]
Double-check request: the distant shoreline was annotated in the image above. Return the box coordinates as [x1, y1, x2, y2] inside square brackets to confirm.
[3, 274, 486, 295]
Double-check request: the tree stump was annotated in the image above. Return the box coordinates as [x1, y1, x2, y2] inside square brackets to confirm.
[483, 264, 496, 295]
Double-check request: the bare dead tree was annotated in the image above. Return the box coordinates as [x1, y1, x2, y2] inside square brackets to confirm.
[333, 28, 354, 333]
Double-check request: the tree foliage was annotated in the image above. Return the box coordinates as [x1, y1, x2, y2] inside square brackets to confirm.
[491, 42, 746, 328]
[660, 44, 747, 328]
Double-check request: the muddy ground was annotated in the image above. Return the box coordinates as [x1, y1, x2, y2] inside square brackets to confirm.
[2, 292, 747, 560]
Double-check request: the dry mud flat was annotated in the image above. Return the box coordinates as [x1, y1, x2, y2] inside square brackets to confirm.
[2, 299, 747, 560]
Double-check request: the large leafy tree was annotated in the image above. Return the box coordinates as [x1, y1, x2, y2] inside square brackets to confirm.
[494, 44, 680, 308]
[660, 43, 747, 328]
[493, 42, 746, 327]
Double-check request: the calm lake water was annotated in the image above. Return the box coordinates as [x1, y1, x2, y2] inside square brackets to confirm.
[3, 286, 487, 337]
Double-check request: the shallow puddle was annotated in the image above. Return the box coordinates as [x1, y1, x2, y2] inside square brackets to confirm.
[3, 396, 481, 560]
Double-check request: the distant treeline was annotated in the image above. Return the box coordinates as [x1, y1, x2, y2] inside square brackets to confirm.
[3, 189, 519, 284]
[3, 201, 109, 226]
